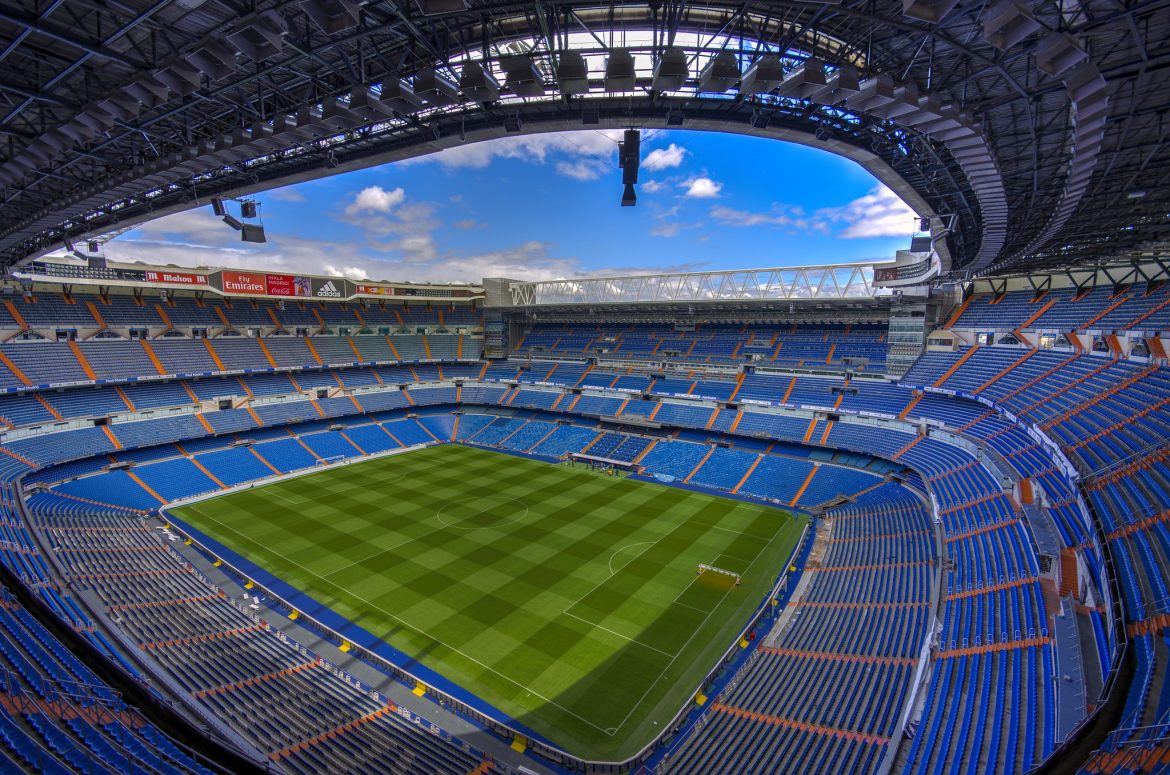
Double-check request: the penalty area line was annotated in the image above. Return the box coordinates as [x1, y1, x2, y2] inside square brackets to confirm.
[560, 609, 679, 659]
[610, 520, 787, 734]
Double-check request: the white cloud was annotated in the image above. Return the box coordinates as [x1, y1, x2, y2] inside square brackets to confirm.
[268, 187, 305, 203]
[828, 185, 917, 238]
[641, 180, 666, 193]
[555, 159, 608, 181]
[683, 177, 722, 199]
[710, 205, 795, 228]
[344, 185, 405, 215]
[414, 131, 623, 170]
[403, 130, 671, 181]
[709, 205, 828, 232]
[323, 265, 372, 281]
[650, 223, 683, 238]
[706, 186, 916, 239]
[98, 206, 707, 285]
[642, 144, 688, 171]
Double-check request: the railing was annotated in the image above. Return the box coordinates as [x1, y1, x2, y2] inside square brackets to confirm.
[1085, 437, 1170, 483]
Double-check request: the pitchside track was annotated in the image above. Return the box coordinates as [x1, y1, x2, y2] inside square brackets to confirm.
[169, 444, 805, 759]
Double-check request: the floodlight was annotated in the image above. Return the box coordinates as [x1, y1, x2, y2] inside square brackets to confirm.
[982, 0, 1040, 51]
[415, 68, 460, 107]
[604, 49, 636, 91]
[739, 55, 785, 94]
[557, 51, 590, 95]
[652, 48, 689, 91]
[414, 0, 469, 14]
[501, 55, 545, 97]
[226, 10, 288, 61]
[459, 62, 500, 102]
[775, 58, 827, 100]
[301, 0, 360, 34]
[379, 78, 424, 115]
[698, 51, 740, 93]
[185, 37, 235, 81]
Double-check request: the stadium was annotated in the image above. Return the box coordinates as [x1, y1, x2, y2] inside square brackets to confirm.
[0, 0, 1167, 773]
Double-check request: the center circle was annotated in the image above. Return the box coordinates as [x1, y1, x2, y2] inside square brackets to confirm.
[435, 495, 529, 531]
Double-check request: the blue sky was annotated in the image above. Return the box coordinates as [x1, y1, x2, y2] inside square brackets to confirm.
[101, 129, 918, 283]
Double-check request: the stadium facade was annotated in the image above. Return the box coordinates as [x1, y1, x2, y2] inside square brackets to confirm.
[0, 249, 1157, 774]
[0, 0, 1169, 772]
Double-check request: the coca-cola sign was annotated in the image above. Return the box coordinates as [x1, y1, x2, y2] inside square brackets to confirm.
[266, 274, 311, 297]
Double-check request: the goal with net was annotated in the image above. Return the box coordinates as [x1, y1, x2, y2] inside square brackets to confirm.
[697, 563, 742, 586]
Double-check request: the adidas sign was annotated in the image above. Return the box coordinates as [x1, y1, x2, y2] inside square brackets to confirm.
[316, 280, 342, 298]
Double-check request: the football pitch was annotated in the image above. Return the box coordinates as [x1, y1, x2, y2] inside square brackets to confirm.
[168, 443, 806, 759]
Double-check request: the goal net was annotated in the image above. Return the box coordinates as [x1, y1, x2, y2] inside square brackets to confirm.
[697, 563, 742, 586]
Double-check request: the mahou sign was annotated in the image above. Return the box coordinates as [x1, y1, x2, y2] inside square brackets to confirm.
[144, 270, 208, 286]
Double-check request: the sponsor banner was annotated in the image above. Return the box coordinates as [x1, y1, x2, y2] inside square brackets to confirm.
[311, 277, 346, 299]
[144, 269, 208, 286]
[265, 273, 311, 298]
[356, 284, 394, 296]
[220, 270, 268, 295]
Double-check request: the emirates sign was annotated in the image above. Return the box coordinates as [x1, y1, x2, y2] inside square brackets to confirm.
[221, 270, 267, 295]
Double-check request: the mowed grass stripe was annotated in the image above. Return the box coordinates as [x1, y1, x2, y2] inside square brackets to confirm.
[170, 444, 805, 759]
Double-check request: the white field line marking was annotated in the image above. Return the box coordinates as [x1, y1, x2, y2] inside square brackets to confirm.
[607, 541, 657, 577]
[670, 571, 723, 610]
[560, 609, 678, 659]
[555, 511, 779, 726]
[186, 505, 614, 735]
[669, 598, 713, 615]
[669, 547, 756, 611]
[270, 491, 301, 507]
[321, 497, 530, 579]
[715, 553, 758, 566]
[610, 518, 793, 733]
[435, 497, 530, 531]
[560, 520, 694, 613]
[691, 521, 774, 539]
[561, 506, 772, 626]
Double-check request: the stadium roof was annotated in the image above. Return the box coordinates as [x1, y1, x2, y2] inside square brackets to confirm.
[0, 0, 1167, 279]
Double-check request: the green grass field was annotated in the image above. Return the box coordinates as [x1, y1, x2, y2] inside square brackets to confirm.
[168, 444, 805, 759]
